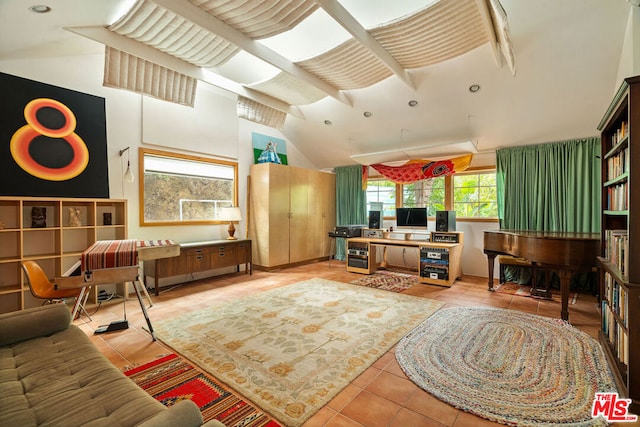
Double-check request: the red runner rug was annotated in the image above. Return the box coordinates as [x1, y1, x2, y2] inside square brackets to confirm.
[124, 353, 281, 427]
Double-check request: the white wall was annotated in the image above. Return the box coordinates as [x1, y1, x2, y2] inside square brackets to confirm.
[0, 53, 317, 247]
[615, 6, 640, 88]
[1, 52, 498, 279]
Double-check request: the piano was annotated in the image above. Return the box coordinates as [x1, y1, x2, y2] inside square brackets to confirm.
[484, 229, 600, 321]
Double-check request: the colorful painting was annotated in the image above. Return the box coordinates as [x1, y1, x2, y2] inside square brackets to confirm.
[0, 72, 109, 197]
[252, 132, 287, 165]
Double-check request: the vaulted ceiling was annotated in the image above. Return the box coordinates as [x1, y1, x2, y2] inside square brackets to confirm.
[0, 0, 634, 169]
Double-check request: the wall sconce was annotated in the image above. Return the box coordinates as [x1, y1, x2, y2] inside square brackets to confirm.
[119, 147, 135, 183]
[219, 206, 242, 240]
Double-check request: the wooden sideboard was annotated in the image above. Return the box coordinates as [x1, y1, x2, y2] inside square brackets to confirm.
[143, 239, 252, 295]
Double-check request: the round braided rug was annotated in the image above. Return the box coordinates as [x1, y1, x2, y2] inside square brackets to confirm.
[396, 307, 616, 427]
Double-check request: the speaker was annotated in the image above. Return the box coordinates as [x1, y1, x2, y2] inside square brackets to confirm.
[436, 210, 456, 231]
[368, 210, 381, 229]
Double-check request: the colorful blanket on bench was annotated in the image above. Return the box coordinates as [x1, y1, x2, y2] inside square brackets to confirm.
[82, 239, 138, 271]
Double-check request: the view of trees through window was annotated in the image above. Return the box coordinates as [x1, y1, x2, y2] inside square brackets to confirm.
[453, 172, 498, 217]
[140, 148, 238, 225]
[402, 177, 445, 216]
[365, 179, 396, 217]
[366, 170, 497, 220]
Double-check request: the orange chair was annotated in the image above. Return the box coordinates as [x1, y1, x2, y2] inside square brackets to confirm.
[21, 260, 90, 319]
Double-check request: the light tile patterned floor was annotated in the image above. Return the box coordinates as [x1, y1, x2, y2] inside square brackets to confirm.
[73, 261, 634, 427]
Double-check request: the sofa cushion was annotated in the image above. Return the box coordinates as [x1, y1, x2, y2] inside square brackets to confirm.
[0, 304, 70, 347]
[0, 321, 169, 426]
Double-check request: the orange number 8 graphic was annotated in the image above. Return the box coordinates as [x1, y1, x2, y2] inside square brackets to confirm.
[10, 98, 88, 181]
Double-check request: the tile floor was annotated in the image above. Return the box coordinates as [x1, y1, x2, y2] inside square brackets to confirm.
[72, 261, 634, 427]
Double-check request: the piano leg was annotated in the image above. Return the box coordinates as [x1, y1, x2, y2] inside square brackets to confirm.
[486, 251, 498, 291]
[559, 270, 571, 322]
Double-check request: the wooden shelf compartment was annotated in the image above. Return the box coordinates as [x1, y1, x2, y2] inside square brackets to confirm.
[0, 196, 127, 314]
[21, 200, 60, 228]
[61, 200, 96, 227]
[0, 262, 21, 295]
[0, 200, 20, 229]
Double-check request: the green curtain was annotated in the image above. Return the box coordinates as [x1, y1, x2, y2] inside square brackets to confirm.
[496, 137, 601, 290]
[496, 137, 600, 232]
[334, 165, 368, 261]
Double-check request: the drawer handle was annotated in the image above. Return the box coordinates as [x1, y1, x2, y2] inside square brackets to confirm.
[195, 249, 203, 254]
[196, 255, 203, 260]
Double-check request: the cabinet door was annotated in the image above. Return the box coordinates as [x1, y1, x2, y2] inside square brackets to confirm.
[289, 166, 310, 263]
[156, 255, 185, 277]
[321, 172, 336, 257]
[185, 247, 211, 272]
[305, 169, 326, 260]
[236, 241, 251, 264]
[211, 244, 237, 268]
[268, 164, 291, 266]
[249, 163, 290, 268]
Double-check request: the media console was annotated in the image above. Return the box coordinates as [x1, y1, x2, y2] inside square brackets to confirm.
[346, 232, 463, 287]
[143, 239, 252, 295]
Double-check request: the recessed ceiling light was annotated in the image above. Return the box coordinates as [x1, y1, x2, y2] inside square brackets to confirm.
[363, 111, 372, 118]
[469, 84, 481, 93]
[29, 4, 51, 13]
[408, 100, 418, 107]
[324, 120, 332, 125]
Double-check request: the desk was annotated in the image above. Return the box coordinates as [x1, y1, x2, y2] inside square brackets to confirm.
[346, 237, 462, 287]
[144, 239, 252, 295]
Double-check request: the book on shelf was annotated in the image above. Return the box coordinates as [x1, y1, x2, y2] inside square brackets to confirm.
[604, 229, 629, 276]
[606, 147, 629, 180]
[602, 300, 629, 366]
[604, 272, 628, 327]
[612, 120, 628, 145]
[606, 183, 628, 210]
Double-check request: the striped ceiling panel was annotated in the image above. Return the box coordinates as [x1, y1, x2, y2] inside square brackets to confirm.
[109, 0, 238, 68]
[190, 0, 319, 39]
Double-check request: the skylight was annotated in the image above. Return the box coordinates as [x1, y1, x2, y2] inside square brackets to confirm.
[214, 0, 441, 86]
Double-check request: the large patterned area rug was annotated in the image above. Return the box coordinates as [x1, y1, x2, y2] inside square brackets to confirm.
[155, 278, 444, 427]
[396, 306, 617, 427]
[350, 270, 419, 292]
[124, 353, 281, 426]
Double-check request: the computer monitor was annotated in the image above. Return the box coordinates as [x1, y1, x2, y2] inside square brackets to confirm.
[395, 207, 427, 229]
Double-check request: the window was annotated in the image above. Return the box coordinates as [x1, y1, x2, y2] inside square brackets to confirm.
[366, 168, 498, 221]
[139, 148, 238, 226]
[366, 179, 396, 217]
[402, 177, 445, 216]
[453, 171, 498, 218]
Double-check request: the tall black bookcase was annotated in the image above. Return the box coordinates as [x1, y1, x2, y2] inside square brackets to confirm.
[597, 75, 640, 413]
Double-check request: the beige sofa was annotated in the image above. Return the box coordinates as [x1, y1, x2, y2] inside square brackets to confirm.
[0, 303, 224, 427]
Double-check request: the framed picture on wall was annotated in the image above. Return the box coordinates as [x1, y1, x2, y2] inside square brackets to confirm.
[252, 132, 287, 165]
[0, 72, 109, 198]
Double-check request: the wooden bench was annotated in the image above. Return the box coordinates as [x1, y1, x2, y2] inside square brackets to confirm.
[498, 255, 552, 297]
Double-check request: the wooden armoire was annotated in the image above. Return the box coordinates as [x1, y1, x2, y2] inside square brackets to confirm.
[249, 163, 336, 269]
